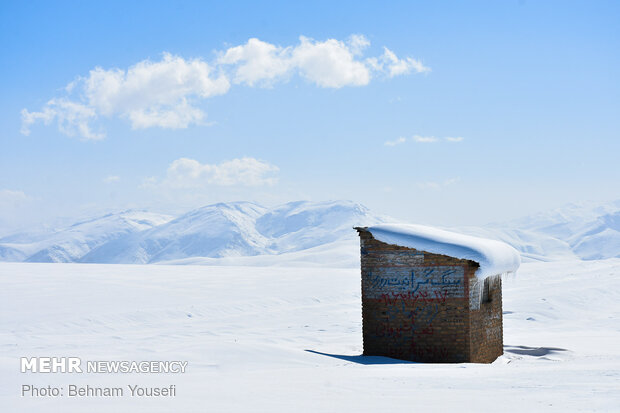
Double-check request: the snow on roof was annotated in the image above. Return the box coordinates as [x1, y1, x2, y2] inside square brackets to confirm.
[363, 223, 521, 279]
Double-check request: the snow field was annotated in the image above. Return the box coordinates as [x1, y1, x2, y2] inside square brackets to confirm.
[0, 259, 619, 412]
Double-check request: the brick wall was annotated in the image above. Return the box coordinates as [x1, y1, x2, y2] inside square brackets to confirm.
[357, 228, 503, 363]
[468, 274, 503, 363]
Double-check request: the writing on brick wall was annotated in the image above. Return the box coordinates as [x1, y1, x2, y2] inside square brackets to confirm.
[362, 263, 466, 360]
[362, 266, 464, 299]
[358, 231, 504, 362]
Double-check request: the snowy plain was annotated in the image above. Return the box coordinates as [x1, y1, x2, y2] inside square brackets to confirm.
[1, 199, 619, 411]
[1, 257, 619, 412]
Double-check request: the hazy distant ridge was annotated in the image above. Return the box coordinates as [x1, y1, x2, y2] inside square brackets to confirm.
[0, 201, 383, 264]
[0, 200, 618, 264]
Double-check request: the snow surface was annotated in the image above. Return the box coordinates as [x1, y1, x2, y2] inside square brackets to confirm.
[366, 223, 521, 279]
[1, 259, 619, 412]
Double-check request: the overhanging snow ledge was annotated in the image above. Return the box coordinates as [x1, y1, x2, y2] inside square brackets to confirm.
[360, 223, 521, 279]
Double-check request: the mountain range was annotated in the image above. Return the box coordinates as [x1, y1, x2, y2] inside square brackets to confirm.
[461, 199, 620, 261]
[0, 200, 383, 264]
[0, 199, 618, 265]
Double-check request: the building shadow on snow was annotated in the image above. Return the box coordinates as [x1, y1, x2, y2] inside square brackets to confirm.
[307, 346, 571, 364]
[305, 350, 418, 365]
[503, 345, 569, 357]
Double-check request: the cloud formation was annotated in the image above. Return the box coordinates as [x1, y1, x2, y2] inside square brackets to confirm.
[103, 175, 120, 184]
[21, 99, 103, 140]
[413, 135, 439, 143]
[385, 135, 465, 146]
[150, 157, 279, 189]
[22, 53, 229, 138]
[384, 136, 407, 146]
[22, 35, 429, 140]
[367, 47, 431, 78]
[0, 189, 30, 207]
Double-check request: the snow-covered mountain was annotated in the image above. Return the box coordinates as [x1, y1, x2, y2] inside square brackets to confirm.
[517, 200, 620, 260]
[1, 199, 618, 264]
[0, 200, 384, 264]
[82, 202, 270, 264]
[0, 210, 173, 263]
[454, 200, 620, 262]
[255, 200, 381, 253]
[497, 200, 620, 261]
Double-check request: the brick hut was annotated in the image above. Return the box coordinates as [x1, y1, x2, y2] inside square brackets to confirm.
[355, 224, 520, 363]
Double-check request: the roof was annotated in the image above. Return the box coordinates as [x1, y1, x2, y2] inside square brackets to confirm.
[359, 223, 521, 279]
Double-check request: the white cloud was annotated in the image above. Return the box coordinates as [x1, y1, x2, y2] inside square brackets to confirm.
[82, 53, 229, 130]
[384, 47, 430, 76]
[218, 38, 292, 86]
[23, 54, 229, 138]
[127, 98, 206, 129]
[161, 157, 279, 188]
[22, 36, 429, 139]
[292, 36, 371, 88]
[219, 35, 373, 88]
[21, 99, 103, 140]
[386, 135, 465, 146]
[103, 175, 120, 183]
[412, 135, 439, 143]
[367, 47, 430, 78]
[384, 136, 407, 146]
[0, 189, 30, 207]
[347, 34, 371, 56]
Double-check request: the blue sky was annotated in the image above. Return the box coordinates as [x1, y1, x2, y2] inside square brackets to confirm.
[1, 0, 619, 230]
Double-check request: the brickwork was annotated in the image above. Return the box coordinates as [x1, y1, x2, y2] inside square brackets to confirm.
[468, 275, 503, 363]
[357, 228, 503, 363]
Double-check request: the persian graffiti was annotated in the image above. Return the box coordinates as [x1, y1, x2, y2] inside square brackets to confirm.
[362, 265, 467, 360]
[363, 266, 464, 299]
[372, 301, 440, 338]
[358, 231, 504, 362]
